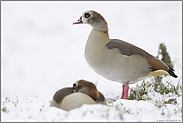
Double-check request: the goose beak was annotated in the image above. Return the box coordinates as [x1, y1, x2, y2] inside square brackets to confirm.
[73, 16, 83, 24]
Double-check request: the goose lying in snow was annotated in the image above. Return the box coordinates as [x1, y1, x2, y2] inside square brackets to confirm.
[50, 79, 106, 111]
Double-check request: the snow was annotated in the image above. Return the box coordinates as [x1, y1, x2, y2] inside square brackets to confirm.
[2, 95, 182, 122]
[1, 1, 182, 122]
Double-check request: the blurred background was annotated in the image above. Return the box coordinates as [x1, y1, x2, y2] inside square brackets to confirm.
[1, 1, 182, 100]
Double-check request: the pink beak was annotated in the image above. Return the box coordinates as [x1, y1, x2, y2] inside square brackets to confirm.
[73, 16, 83, 24]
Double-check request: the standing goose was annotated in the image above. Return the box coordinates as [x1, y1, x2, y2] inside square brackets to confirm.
[50, 79, 106, 111]
[73, 10, 178, 100]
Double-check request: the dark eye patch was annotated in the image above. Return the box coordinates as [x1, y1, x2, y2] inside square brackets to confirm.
[84, 13, 91, 18]
[73, 83, 76, 89]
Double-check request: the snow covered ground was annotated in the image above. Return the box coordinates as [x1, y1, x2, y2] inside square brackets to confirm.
[1, 1, 182, 121]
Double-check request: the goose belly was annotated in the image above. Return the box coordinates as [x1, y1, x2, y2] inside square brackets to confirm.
[85, 47, 151, 84]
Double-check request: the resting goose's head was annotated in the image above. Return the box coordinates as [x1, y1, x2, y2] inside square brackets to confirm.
[73, 79, 100, 101]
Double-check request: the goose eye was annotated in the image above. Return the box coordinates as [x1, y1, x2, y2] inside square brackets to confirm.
[84, 13, 91, 18]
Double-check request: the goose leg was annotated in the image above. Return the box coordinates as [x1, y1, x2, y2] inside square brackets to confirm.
[121, 84, 129, 100]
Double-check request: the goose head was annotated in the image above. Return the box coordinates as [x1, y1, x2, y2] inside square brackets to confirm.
[73, 10, 108, 34]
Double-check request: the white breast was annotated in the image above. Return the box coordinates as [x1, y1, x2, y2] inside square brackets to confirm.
[85, 30, 151, 84]
[60, 93, 97, 111]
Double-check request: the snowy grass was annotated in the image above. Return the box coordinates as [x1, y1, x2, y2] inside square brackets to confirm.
[1, 77, 182, 122]
[129, 78, 182, 101]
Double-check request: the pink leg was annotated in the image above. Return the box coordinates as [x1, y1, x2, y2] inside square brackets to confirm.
[121, 84, 129, 100]
[121, 85, 125, 99]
